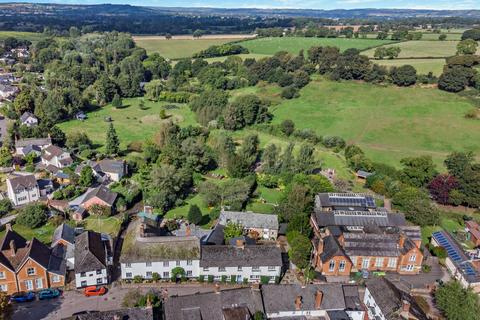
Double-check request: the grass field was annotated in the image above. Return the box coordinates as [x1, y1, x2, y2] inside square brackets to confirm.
[364, 40, 480, 58]
[374, 58, 446, 76]
[0, 31, 47, 43]
[421, 33, 462, 41]
[240, 37, 395, 55]
[83, 215, 123, 236]
[271, 79, 480, 168]
[204, 53, 271, 63]
[0, 222, 57, 244]
[133, 37, 238, 59]
[58, 98, 196, 151]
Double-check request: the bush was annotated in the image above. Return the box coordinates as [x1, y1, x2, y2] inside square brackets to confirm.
[171, 267, 186, 282]
[133, 275, 143, 283]
[243, 278, 249, 284]
[188, 204, 203, 225]
[221, 275, 227, 283]
[230, 275, 237, 284]
[422, 264, 432, 273]
[198, 275, 205, 283]
[281, 86, 299, 99]
[16, 203, 48, 228]
[207, 275, 214, 283]
[432, 246, 447, 259]
[260, 276, 271, 284]
[0, 199, 12, 217]
[152, 272, 160, 282]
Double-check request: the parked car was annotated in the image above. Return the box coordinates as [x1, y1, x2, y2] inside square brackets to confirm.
[10, 292, 35, 303]
[84, 286, 106, 297]
[38, 288, 61, 300]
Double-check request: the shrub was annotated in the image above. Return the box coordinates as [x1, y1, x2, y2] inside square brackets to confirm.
[198, 275, 205, 283]
[159, 109, 168, 119]
[281, 86, 299, 99]
[221, 275, 227, 283]
[242, 278, 249, 284]
[16, 203, 48, 228]
[432, 246, 447, 259]
[127, 141, 143, 152]
[230, 275, 237, 284]
[208, 275, 214, 283]
[171, 267, 186, 282]
[133, 275, 143, 283]
[260, 276, 271, 284]
[422, 264, 432, 273]
[152, 272, 160, 282]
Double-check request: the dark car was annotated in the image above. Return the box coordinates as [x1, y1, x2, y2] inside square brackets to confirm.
[10, 292, 35, 303]
[38, 288, 61, 300]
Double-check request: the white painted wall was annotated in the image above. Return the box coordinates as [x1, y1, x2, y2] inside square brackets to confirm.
[121, 260, 200, 280]
[363, 287, 386, 320]
[199, 265, 281, 283]
[7, 181, 39, 206]
[75, 268, 108, 288]
[267, 310, 327, 318]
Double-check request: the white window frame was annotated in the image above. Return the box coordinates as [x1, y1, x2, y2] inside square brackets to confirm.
[163, 261, 169, 267]
[375, 258, 384, 268]
[163, 272, 169, 278]
[362, 258, 370, 269]
[25, 280, 33, 290]
[388, 258, 397, 268]
[126, 272, 132, 278]
[0, 284, 7, 292]
[329, 260, 336, 272]
[52, 275, 61, 283]
[339, 260, 346, 272]
[409, 254, 416, 262]
[0, 272, 5, 279]
[146, 262, 152, 267]
[27, 267, 35, 276]
[35, 278, 43, 289]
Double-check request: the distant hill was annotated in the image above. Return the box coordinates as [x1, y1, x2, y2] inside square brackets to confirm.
[0, 3, 479, 35]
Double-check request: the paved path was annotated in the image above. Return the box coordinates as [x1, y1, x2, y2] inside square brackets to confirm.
[0, 214, 16, 226]
[12, 284, 223, 319]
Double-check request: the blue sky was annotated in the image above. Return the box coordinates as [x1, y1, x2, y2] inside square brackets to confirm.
[1, 0, 479, 10]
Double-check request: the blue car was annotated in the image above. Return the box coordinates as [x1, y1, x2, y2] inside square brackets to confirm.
[10, 292, 35, 303]
[38, 288, 61, 300]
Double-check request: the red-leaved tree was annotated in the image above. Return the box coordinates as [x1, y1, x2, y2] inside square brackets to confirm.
[428, 174, 459, 204]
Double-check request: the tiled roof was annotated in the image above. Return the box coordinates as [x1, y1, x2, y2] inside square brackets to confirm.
[313, 210, 406, 228]
[15, 137, 51, 148]
[52, 223, 75, 246]
[74, 231, 107, 273]
[82, 185, 117, 207]
[343, 233, 400, 257]
[7, 173, 38, 191]
[63, 307, 154, 320]
[320, 235, 347, 263]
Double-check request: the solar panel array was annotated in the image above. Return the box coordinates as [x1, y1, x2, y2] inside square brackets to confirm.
[433, 231, 478, 277]
[328, 193, 376, 208]
[334, 210, 387, 218]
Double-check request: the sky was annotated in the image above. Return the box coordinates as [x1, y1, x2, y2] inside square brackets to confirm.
[1, 0, 479, 10]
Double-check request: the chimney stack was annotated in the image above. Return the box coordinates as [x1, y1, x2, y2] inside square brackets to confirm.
[9, 240, 16, 256]
[235, 238, 245, 249]
[185, 225, 191, 236]
[402, 300, 410, 313]
[399, 234, 406, 248]
[214, 283, 221, 294]
[314, 290, 323, 309]
[5, 224, 12, 232]
[294, 296, 302, 310]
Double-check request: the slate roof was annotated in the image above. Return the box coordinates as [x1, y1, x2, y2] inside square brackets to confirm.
[204, 224, 226, 245]
[20, 112, 37, 123]
[261, 284, 347, 314]
[320, 235, 347, 263]
[200, 245, 282, 268]
[74, 231, 107, 273]
[343, 233, 400, 257]
[315, 193, 377, 210]
[7, 173, 38, 191]
[313, 210, 406, 228]
[399, 226, 422, 242]
[48, 243, 67, 276]
[82, 185, 117, 207]
[164, 287, 263, 320]
[52, 223, 75, 246]
[63, 307, 154, 320]
[219, 210, 279, 231]
[42, 145, 67, 160]
[15, 137, 51, 148]
[94, 159, 125, 174]
[120, 220, 200, 263]
[342, 285, 362, 311]
[365, 277, 428, 320]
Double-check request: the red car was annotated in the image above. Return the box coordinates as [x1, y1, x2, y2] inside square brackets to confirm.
[83, 286, 106, 297]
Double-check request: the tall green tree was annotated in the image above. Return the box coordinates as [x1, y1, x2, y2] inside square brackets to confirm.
[435, 281, 480, 320]
[187, 204, 203, 225]
[105, 123, 120, 155]
[79, 166, 95, 187]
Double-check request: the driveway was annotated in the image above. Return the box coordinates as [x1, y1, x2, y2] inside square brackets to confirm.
[12, 284, 222, 319]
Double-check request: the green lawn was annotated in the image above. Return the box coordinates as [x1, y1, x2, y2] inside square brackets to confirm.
[240, 37, 395, 55]
[83, 215, 123, 237]
[271, 79, 480, 168]
[133, 37, 237, 59]
[0, 223, 57, 245]
[421, 33, 462, 41]
[364, 40, 480, 58]
[373, 58, 446, 76]
[58, 98, 196, 151]
[0, 31, 47, 43]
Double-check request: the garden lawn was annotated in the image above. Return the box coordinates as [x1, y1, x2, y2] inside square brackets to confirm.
[364, 40, 480, 58]
[58, 98, 196, 152]
[240, 37, 395, 55]
[83, 215, 123, 236]
[372, 58, 446, 76]
[0, 223, 56, 244]
[133, 37, 236, 59]
[0, 31, 47, 43]
[271, 79, 480, 168]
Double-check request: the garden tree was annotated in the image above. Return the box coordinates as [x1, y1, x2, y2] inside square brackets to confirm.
[0, 199, 12, 217]
[187, 204, 203, 225]
[105, 123, 120, 156]
[390, 65, 417, 86]
[280, 119, 295, 136]
[428, 174, 459, 205]
[79, 166, 95, 187]
[386, 47, 401, 59]
[462, 28, 480, 41]
[144, 79, 164, 101]
[281, 86, 299, 99]
[275, 183, 311, 222]
[456, 39, 479, 55]
[211, 134, 235, 168]
[435, 281, 480, 320]
[189, 89, 229, 126]
[143, 53, 171, 80]
[287, 212, 311, 237]
[0, 291, 12, 320]
[171, 267, 186, 281]
[224, 222, 244, 242]
[295, 143, 317, 174]
[227, 134, 259, 178]
[66, 131, 92, 150]
[0, 147, 12, 167]
[400, 155, 437, 188]
[13, 90, 36, 114]
[112, 93, 122, 108]
[191, 59, 209, 76]
[116, 56, 145, 97]
[261, 144, 281, 175]
[365, 64, 388, 83]
[89, 204, 111, 216]
[344, 144, 373, 172]
[222, 94, 271, 130]
[292, 70, 310, 88]
[287, 231, 311, 269]
[444, 151, 480, 208]
[199, 178, 251, 209]
[91, 75, 117, 106]
[377, 31, 389, 40]
[392, 186, 439, 226]
[16, 203, 48, 228]
[439, 34, 447, 41]
[445, 151, 475, 178]
[197, 66, 228, 89]
[449, 189, 465, 206]
[278, 73, 294, 87]
[438, 66, 475, 92]
[292, 174, 334, 194]
[144, 164, 193, 213]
